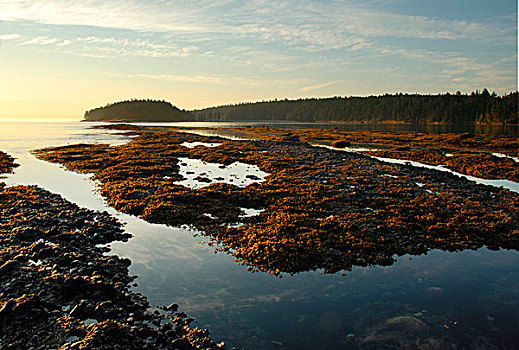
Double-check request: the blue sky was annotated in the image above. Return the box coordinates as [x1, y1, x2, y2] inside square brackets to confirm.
[0, 0, 517, 118]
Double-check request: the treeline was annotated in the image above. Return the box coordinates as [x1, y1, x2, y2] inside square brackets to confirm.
[84, 99, 191, 121]
[84, 91, 518, 124]
[193, 90, 518, 124]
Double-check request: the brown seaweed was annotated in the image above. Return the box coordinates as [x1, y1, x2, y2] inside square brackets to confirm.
[35, 130, 519, 276]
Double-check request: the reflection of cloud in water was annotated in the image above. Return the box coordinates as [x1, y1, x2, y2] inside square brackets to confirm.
[3, 122, 519, 349]
[372, 156, 519, 193]
[174, 157, 269, 189]
[174, 289, 301, 314]
[110, 217, 209, 270]
[318, 144, 380, 153]
[492, 152, 519, 163]
[240, 208, 264, 217]
[180, 141, 222, 148]
[318, 144, 519, 193]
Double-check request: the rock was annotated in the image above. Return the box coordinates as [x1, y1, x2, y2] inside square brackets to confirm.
[31, 129, 519, 277]
[282, 134, 300, 142]
[164, 303, 179, 312]
[0, 300, 16, 319]
[69, 300, 90, 319]
[331, 140, 351, 148]
[171, 337, 192, 349]
[194, 176, 211, 183]
[0, 260, 21, 274]
[392, 146, 411, 151]
[386, 315, 428, 331]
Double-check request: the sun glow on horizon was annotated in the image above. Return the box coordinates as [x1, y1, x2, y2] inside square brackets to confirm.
[1, 0, 517, 119]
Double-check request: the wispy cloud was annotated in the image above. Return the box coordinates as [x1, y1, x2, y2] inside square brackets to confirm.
[299, 81, 342, 93]
[1, 0, 516, 96]
[0, 0, 208, 32]
[0, 33, 21, 40]
[132, 73, 246, 85]
[3, 1, 514, 73]
[56, 39, 71, 46]
[21, 36, 60, 45]
[1, 1, 509, 43]
[15, 33, 201, 59]
[103, 71, 309, 88]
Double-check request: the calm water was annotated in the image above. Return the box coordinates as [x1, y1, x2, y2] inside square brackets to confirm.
[1, 121, 519, 349]
[124, 120, 519, 137]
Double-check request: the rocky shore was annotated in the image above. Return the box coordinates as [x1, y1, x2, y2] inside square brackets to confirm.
[219, 127, 519, 182]
[35, 128, 519, 276]
[364, 148, 519, 182]
[0, 151, 223, 349]
[0, 151, 19, 179]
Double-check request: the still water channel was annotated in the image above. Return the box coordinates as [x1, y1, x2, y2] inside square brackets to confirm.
[1, 121, 518, 349]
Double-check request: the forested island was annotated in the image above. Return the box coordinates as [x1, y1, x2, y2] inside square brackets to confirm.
[84, 99, 191, 121]
[84, 90, 518, 124]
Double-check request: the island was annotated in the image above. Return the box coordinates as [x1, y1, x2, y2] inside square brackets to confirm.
[84, 100, 192, 122]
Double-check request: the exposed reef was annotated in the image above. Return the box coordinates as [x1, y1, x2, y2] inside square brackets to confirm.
[35, 129, 519, 276]
[0, 151, 223, 349]
[364, 149, 519, 182]
[218, 127, 518, 156]
[0, 151, 19, 179]
[214, 127, 519, 182]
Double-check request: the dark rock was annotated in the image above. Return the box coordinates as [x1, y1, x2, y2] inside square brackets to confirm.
[0, 300, 16, 319]
[392, 146, 411, 151]
[331, 140, 351, 148]
[164, 303, 179, 312]
[170, 337, 192, 349]
[0, 260, 21, 274]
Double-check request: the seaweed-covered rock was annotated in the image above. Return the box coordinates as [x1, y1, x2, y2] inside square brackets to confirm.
[0, 158, 224, 349]
[34, 129, 519, 276]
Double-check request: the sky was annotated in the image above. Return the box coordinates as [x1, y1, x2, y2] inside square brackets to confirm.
[0, 0, 517, 119]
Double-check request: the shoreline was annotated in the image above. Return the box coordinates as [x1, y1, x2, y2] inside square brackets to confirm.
[35, 127, 519, 276]
[0, 151, 224, 349]
[81, 119, 519, 127]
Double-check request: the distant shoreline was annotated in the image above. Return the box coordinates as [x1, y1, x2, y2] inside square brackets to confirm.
[82, 91, 519, 125]
[81, 119, 519, 127]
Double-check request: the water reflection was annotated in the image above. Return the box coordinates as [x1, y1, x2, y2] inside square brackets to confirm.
[129, 121, 519, 137]
[317, 145, 519, 193]
[1, 121, 518, 349]
[175, 157, 268, 189]
[112, 222, 519, 349]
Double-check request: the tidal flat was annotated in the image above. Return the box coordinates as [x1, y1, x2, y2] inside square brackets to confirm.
[2, 124, 519, 349]
[212, 126, 519, 182]
[0, 151, 223, 349]
[35, 126, 519, 276]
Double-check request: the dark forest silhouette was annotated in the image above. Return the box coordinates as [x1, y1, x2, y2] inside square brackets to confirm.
[84, 99, 190, 121]
[84, 90, 518, 124]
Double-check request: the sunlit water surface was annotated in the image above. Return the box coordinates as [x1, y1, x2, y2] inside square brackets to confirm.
[1, 121, 518, 349]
